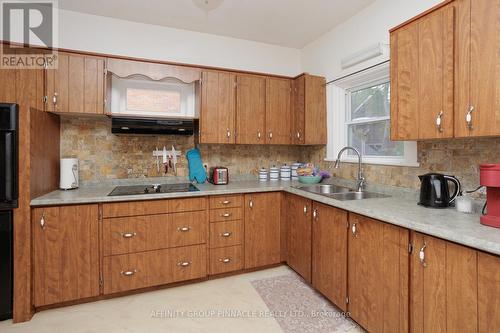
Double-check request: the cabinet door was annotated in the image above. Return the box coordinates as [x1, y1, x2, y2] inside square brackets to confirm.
[304, 75, 327, 144]
[391, 4, 454, 141]
[244, 192, 281, 268]
[200, 71, 236, 144]
[33, 205, 100, 307]
[266, 77, 292, 144]
[417, 4, 455, 139]
[291, 75, 305, 144]
[458, 0, 500, 137]
[45, 52, 104, 114]
[236, 75, 266, 144]
[410, 232, 478, 333]
[312, 203, 347, 311]
[348, 214, 409, 333]
[478, 252, 500, 331]
[286, 194, 312, 282]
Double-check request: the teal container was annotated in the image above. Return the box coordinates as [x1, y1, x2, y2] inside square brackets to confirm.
[298, 175, 322, 184]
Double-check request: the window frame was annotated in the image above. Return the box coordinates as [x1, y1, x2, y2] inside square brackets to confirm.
[325, 62, 419, 167]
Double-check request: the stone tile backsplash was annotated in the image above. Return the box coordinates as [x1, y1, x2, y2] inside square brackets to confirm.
[60, 116, 306, 184]
[61, 116, 498, 194]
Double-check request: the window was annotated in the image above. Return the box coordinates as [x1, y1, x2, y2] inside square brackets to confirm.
[326, 62, 418, 166]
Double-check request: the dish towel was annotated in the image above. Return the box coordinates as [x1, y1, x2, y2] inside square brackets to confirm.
[186, 148, 207, 183]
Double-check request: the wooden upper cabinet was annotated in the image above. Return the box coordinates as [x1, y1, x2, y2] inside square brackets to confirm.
[292, 74, 327, 145]
[266, 77, 292, 144]
[348, 214, 409, 333]
[244, 192, 281, 269]
[312, 203, 347, 311]
[390, 3, 455, 140]
[200, 71, 236, 144]
[45, 52, 105, 114]
[32, 205, 100, 307]
[455, 0, 500, 137]
[410, 231, 478, 333]
[286, 194, 312, 282]
[235, 74, 266, 144]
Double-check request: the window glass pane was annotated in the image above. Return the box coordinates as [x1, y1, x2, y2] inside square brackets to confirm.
[350, 82, 390, 120]
[348, 120, 404, 157]
[126, 88, 181, 113]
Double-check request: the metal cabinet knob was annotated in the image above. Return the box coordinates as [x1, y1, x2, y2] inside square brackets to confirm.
[296, 131, 301, 139]
[121, 269, 137, 277]
[177, 226, 191, 232]
[303, 205, 308, 215]
[227, 128, 231, 138]
[351, 223, 358, 237]
[313, 209, 318, 219]
[419, 241, 427, 267]
[466, 105, 474, 130]
[121, 232, 137, 239]
[436, 111, 444, 132]
[177, 261, 191, 267]
[52, 92, 58, 106]
[219, 258, 231, 264]
[249, 200, 253, 209]
[221, 213, 231, 217]
[269, 131, 273, 139]
[220, 232, 232, 237]
[257, 131, 261, 140]
[40, 213, 46, 230]
[220, 200, 231, 205]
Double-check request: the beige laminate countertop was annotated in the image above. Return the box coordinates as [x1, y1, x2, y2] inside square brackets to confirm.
[30, 179, 500, 256]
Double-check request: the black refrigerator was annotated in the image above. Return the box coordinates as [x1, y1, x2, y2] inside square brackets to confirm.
[0, 103, 18, 321]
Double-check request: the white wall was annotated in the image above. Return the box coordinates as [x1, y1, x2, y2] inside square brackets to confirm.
[53, 9, 301, 76]
[300, 0, 442, 81]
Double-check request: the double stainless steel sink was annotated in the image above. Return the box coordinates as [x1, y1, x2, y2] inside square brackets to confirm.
[294, 184, 389, 201]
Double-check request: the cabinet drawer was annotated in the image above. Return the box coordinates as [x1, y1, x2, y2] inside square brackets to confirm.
[169, 211, 207, 248]
[209, 195, 243, 209]
[103, 212, 207, 256]
[209, 220, 242, 248]
[102, 197, 207, 218]
[209, 207, 242, 222]
[209, 246, 243, 275]
[103, 245, 207, 294]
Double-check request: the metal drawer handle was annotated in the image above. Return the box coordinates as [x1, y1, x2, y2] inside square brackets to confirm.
[313, 209, 318, 220]
[269, 131, 273, 139]
[121, 269, 137, 277]
[220, 232, 232, 237]
[220, 200, 231, 205]
[221, 213, 231, 217]
[226, 128, 231, 138]
[419, 241, 427, 267]
[177, 226, 191, 232]
[219, 258, 231, 264]
[121, 232, 137, 239]
[177, 261, 192, 267]
[303, 205, 308, 215]
[249, 200, 253, 209]
[296, 131, 301, 139]
[52, 92, 58, 105]
[436, 111, 443, 132]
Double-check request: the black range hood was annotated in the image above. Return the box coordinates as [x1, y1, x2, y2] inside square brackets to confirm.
[111, 117, 198, 135]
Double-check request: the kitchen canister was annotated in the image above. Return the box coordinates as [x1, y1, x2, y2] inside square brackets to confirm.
[269, 166, 280, 181]
[280, 164, 291, 181]
[291, 162, 302, 180]
[258, 168, 268, 182]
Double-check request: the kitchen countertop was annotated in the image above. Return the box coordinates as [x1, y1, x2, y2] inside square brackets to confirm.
[31, 180, 500, 256]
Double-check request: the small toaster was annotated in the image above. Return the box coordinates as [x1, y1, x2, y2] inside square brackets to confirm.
[210, 167, 229, 185]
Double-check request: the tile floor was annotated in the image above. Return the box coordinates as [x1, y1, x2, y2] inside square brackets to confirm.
[0, 266, 361, 333]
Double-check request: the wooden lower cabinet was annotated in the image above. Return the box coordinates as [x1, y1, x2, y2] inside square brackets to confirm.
[348, 213, 409, 333]
[286, 194, 312, 282]
[103, 244, 206, 294]
[32, 205, 100, 307]
[244, 192, 281, 269]
[478, 252, 500, 331]
[209, 245, 244, 275]
[311, 203, 348, 311]
[410, 232, 479, 333]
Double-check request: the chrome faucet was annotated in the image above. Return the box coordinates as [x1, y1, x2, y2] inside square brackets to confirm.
[334, 146, 365, 192]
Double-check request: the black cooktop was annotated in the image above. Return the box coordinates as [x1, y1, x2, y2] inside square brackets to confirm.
[108, 183, 199, 196]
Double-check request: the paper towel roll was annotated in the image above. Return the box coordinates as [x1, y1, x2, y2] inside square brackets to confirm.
[60, 158, 79, 190]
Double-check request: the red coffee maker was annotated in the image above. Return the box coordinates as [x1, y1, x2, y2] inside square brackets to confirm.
[480, 164, 500, 228]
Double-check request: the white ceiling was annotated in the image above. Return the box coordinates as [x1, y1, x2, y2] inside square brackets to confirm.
[57, 0, 375, 48]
